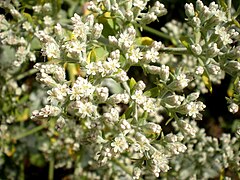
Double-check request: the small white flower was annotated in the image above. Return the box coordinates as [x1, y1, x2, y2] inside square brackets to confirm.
[133, 0, 147, 10]
[95, 87, 109, 102]
[126, 48, 143, 64]
[190, 44, 202, 55]
[144, 48, 159, 63]
[63, 40, 86, 57]
[43, 16, 54, 26]
[68, 77, 95, 100]
[45, 42, 60, 59]
[114, 70, 129, 82]
[160, 65, 170, 81]
[208, 63, 221, 75]
[47, 84, 68, 103]
[22, 22, 32, 31]
[195, 66, 204, 75]
[176, 74, 190, 90]
[215, 26, 233, 45]
[31, 105, 61, 119]
[43, 3, 52, 11]
[103, 107, 119, 122]
[111, 134, 128, 153]
[120, 119, 131, 130]
[228, 103, 239, 114]
[76, 101, 97, 118]
[33, 5, 42, 13]
[186, 101, 206, 119]
[133, 167, 142, 180]
[92, 23, 103, 39]
[185, 3, 195, 18]
[143, 98, 156, 113]
[102, 58, 120, 76]
[132, 90, 146, 105]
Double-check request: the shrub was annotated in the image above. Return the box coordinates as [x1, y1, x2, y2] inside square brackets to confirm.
[0, 0, 239, 179]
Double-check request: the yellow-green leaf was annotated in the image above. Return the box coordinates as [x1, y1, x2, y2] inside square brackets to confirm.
[67, 63, 80, 83]
[129, 78, 137, 89]
[136, 37, 153, 45]
[16, 108, 30, 122]
[202, 71, 212, 93]
[22, 12, 33, 22]
[5, 146, 16, 157]
[144, 87, 159, 97]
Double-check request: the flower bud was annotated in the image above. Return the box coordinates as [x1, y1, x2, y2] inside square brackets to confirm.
[163, 95, 184, 106]
[108, 36, 118, 46]
[133, 167, 142, 180]
[126, 11, 134, 21]
[142, 122, 162, 136]
[207, 43, 220, 57]
[110, 49, 120, 60]
[159, 65, 170, 82]
[192, 17, 201, 28]
[169, 74, 190, 91]
[56, 116, 66, 130]
[135, 80, 146, 91]
[207, 63, 221, 75]
[135, 132, 150, 144]
[195, 66, 204, 75]
[145, 65, 161, 75]
[96, 87, 109, 102]
[165, 133, 178, 142]
[92, 23, 103, 39]
[190, 44, 202, 55]
[224, 60, 240, 75]
[151, 41, 163, 50]
[185, 3, 195, 18]
[187, 92, 200, 101]
[196, 0, 204, 12]
[228, 103, 239, 114]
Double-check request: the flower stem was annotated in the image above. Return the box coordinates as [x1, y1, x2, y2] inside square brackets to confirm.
[112, 159, 132, 176]
[13, 124, 46, 141]
[19, 161, 25, 180]
[159, 47, 189, 55]
[227, 0, 232, 21]
[136, 24, 171, 40]
[49, 156, 55, 180]
[122, 82, 131, 94]
[7, 69, 38, 82]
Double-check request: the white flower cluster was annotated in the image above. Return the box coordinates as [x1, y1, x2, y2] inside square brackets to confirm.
[34, 63, 66, 86]
[169, 121, 240, 179]
[31, 105, 61, 119]
[88, 0, 167, 25]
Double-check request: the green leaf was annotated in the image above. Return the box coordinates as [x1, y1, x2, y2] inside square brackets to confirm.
[94, 47, 109, 61]
[0, 45, 16, 66]
[143, 87, 160, 97]
[30, 153, 46, 167]
[102, 78, 123, 94]
[180, 36, 190, 48]
[22, 12, 33, 22]
[218, 0, 228, 11]
[30, 38, 41, 50]
[98, 12, 116, 37]
[124, 106, 133, 119]
[129, 78, 137, 89]
[232, 19, 240, 28]
[16, 108, 30, 122]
